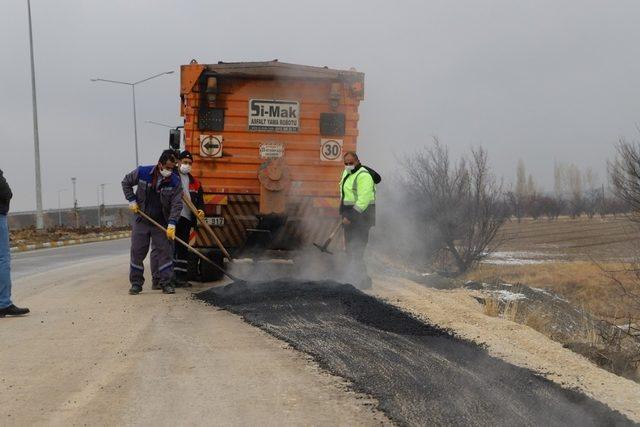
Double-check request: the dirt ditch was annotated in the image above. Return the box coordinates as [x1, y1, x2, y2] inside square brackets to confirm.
[197, 279, 636, 427]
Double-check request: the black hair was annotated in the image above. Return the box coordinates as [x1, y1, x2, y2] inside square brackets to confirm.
[179, 150, 194, 161]
[158, 149, 177, 165]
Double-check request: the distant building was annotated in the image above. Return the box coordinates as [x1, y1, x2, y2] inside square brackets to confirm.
[8, 205, 130, 230]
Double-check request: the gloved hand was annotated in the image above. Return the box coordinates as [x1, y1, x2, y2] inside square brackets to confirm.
[166, 224, 176, 240]
[128, 201, 139, 213]
[197, 209, 205, 220]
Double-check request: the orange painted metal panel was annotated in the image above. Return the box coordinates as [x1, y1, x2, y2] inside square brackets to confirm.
[180, 61, 364, 248]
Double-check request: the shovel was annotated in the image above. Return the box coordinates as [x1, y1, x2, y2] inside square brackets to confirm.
[313, 220, 342, 255]
[135, 209, 241, 282]
[181, 194, 233, 261]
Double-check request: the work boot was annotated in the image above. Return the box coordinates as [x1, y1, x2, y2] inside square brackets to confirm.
[151, 280, 161, 290]
[0, 304, 30, 317]
[162, 283, 175, 294]
[129, 284, 143, 295]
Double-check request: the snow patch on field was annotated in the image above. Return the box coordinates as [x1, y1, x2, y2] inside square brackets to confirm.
[488, 289, 527, 301]
[482, 251, 562, 265]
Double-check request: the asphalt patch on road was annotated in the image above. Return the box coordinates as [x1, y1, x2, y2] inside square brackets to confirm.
[197, 279, 636, 427]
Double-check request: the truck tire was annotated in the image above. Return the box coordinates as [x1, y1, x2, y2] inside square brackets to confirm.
[186, 252, 199, 281]
[198, 248, 225, 282]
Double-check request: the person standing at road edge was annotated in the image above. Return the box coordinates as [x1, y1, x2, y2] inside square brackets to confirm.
[122, 150, 183, 295]
[339, 152, 378, 289]
[0, 169, 30, 317]
[173, 150, 205, 287]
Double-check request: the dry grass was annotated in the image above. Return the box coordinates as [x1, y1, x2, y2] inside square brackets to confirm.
[481, 296, 600, 345]
[466, 261, 640, 322]
[482, 298, 500, 317]
[523, 308, 552, 335]
[503, 299, 521, 322]
[482, 298, 530, 326]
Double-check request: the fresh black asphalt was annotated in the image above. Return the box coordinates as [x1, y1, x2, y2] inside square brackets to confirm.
[197, 279, 636, 427]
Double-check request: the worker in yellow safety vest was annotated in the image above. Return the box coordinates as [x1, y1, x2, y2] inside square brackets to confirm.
[339, 151, 379, 289]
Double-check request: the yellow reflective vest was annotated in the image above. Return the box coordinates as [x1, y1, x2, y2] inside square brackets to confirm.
[339, 166, 376, 214]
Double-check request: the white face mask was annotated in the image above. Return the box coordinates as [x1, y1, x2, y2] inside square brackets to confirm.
[180, 164, 192, 174]
[345, 165, 355, 172]
[159, 168, 172, 178]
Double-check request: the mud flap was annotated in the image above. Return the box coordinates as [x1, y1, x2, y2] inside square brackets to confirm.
[242, 214, 288, 253]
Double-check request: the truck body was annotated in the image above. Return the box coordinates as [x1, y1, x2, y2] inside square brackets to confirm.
[179, 60, 365, 255]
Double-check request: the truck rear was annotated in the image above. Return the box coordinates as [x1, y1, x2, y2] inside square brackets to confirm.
[177, 60, 365, 278]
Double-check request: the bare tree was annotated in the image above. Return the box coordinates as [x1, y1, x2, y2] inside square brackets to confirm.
[567, 164, 584, 218]
[540, 195, 562, 220]
[402, 140, 508, 274]
[506, 191, 524, 222]
[582, 167, 600, 219]
[604, 140, 640, 370]
[610, 139, 640, 220]
[514, 159, 527, 222]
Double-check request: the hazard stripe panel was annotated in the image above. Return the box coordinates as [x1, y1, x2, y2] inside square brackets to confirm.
[193, 194, 342, 251]
[203, 194, 228, 205]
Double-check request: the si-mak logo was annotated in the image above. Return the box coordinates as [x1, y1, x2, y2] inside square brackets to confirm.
[248, 99, 299, 132]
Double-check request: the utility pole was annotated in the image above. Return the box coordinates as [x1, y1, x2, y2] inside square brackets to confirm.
[71, 177, 78, 228]
[27, 0, 44, 230]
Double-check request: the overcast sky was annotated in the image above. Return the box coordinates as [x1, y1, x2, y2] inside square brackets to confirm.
[2, 0, 640, 212]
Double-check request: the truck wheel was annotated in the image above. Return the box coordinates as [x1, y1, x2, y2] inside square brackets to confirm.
[198, 248, 225, 282]
[186, 252, 199, 281]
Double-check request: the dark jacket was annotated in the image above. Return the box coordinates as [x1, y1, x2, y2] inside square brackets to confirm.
[122, 165, 183, 226]
[0, 169, 12, 215]
[183, 173, 205, 228]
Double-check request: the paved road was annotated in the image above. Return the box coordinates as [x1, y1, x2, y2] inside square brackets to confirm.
[11, 238, 130, 279]
[3, 240, 387, 426]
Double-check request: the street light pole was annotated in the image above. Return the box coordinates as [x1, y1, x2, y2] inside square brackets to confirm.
[27, 0, 44, 230]
[57, 189, 67, 227]
[91, 71, 174, 167]
[145, 120, 179, 128]
[97, 183, 107, 227]
[71, 177, 78, 228]
[132, 86, 139, 167]
[96, 185, 101, 227]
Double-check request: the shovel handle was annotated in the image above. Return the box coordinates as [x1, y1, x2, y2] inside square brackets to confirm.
[317, 220, 343, 249]
[327, 220, 343, 240]
[182, 194, 233, 261]
[135, 210, 239, 282]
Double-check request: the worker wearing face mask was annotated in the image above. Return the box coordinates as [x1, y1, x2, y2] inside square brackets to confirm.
[122, 149, 183, 295]
[172, 150, 205, 287]
[339, 151, 380, 289]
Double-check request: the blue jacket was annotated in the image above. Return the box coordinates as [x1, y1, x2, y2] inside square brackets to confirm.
[121, 165, 183, 225]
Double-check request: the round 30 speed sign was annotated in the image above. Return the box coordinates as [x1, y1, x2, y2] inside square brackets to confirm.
[320, 139, 343, 161]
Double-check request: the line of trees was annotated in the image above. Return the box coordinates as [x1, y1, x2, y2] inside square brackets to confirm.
[506, 160, 627, 221]
[383, 139, 635, 276]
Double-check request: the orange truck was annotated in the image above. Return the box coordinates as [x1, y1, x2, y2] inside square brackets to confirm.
[174, 60, 365, 279]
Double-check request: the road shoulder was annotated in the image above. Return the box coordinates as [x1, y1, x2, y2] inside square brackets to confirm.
[1, 255, 389, 426]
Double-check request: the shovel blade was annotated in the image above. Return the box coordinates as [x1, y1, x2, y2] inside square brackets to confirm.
[312, 242, 333, 255]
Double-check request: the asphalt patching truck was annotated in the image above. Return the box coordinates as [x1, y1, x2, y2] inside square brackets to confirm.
[174, 60, 365, 280]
